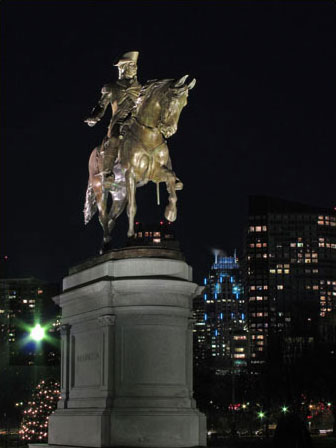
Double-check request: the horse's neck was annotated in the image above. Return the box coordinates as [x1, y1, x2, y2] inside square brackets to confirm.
[136, 95, 161, 129]
[131, 116, 162, 145]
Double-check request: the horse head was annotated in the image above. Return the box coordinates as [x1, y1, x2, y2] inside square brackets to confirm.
[158, 75, 196, 138]
[135, 76, 196, 138]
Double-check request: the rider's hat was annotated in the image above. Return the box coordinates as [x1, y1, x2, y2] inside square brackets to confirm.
[114, 51, 139, 66]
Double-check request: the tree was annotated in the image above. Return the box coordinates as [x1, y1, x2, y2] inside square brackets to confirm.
[19, 378, 60, 442]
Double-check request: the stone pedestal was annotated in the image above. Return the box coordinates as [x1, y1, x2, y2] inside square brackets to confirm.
[48, 247, 207, 447]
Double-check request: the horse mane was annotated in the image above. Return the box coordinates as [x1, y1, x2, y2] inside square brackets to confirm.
[133, 79, 173, 115]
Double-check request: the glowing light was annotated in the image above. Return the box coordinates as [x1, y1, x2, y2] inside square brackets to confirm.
[30, 324, 45, 341]
[258, 411, 265, 419]
[282, 406, 288, 413]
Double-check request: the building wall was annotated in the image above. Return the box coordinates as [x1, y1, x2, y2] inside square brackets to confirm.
[245, 196, 336, 368]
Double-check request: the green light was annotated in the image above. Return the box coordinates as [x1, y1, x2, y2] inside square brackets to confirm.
[282, 406, 288, 413]
[30, 324, 45, 341]
[258, 411, 265, 419]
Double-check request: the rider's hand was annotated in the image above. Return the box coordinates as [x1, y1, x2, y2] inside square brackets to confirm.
[84, 117, 98, 127]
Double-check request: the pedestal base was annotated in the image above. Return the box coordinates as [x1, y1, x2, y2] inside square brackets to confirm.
[48, 408, 206, 447]
[47, 248, 206, 447]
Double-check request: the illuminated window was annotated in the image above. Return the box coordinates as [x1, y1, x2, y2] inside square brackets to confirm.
[255, 226, 262, 232]
[277, 285, 284, 290]
[153, 238, 161, 244]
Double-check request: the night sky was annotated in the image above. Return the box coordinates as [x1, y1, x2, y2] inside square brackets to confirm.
[1, 1, 335, 284]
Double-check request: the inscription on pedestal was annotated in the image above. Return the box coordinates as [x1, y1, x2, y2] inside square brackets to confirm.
[73, 331, 101, 387]
[77, 352, 99, 362]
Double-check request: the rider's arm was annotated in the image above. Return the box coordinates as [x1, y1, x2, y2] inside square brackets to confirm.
[85, 84, 113, 126]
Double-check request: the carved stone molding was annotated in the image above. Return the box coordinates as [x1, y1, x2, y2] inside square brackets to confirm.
[98, 314, 116, 327]
[188, 318, 196, 330]
[59, 323, 71, 336]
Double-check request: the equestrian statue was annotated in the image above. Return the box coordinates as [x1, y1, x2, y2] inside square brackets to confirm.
[83, 51, 195, 247]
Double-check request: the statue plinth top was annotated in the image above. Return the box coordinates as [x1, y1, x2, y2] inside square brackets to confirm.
[69, 245, 185, 276]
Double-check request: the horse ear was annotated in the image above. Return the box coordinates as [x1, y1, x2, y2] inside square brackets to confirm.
[188, 78, 196, 90]
[174, 75, 189, 88]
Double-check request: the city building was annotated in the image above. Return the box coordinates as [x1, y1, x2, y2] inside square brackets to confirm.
[193, 252, 249, 372]
[245, 196, 336, 368]
[131, 221, 179, 249]
[0, 277, 60, 366]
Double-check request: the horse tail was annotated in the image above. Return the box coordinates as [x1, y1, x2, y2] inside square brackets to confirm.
[84, 182, 97, 225]
[84, 147, 101, 225]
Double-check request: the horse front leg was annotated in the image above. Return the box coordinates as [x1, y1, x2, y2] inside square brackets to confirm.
[125, 169, 137, 237]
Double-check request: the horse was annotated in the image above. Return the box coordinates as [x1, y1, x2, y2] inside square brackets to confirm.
[84, 75, 195, 246]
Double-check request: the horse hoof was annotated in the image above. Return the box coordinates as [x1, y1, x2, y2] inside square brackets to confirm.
[127, 230, 134, 238]
[165, 207, 177, 222]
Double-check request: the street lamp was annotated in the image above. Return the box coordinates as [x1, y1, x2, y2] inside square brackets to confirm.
[30, 324, 45, 342]
[281, 406, 288, 414]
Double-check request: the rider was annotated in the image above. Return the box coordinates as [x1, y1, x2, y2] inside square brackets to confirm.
[85, 51, 142, 186]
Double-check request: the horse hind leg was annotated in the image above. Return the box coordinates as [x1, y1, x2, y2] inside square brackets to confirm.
[163, 169, 178, 222]
[108, 194, 127, 235]
[94, 189, 110, 244]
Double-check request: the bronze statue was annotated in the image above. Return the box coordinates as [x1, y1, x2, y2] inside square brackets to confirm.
[85, 51, 141, 186]
[84, 52, 195, 247]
